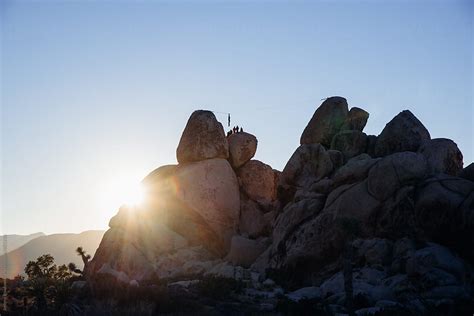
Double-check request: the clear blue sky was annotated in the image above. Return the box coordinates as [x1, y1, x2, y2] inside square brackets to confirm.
[1, 0, 472, 235]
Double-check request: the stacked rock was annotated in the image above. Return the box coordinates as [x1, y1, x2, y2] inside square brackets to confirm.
[89, 99, 474, 314]
[88, 110, 277, 280]
[260, 97, 473, 314]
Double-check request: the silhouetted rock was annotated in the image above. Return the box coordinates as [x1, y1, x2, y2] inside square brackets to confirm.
[460, 162, 474, 182]
[280, 144, 333, 188]
[418, 138, 463, 176]
[366, 135, 377, 157]
[176, 110, 229, 163]
[300, 97, 349, 147]
[330, 130, 368, 160]
[367, 152, 427, 201]
[228, 132, 258, 168]
[333, 154, 379, 186]
[341, 107, 369, 131]
[89, 102, 474, 313]
[415, 175, 474, 261]
[327, 149, 344, 170]
[375, 110, 430, 157]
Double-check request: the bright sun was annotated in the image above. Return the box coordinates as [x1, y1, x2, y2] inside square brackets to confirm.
[100, 173, 146, 212]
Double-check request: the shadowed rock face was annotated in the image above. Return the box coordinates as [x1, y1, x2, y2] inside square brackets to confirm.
[341, 107, 369, 131]
[375, 110, 431, 157]
[330, 130, 368, 160]
[417, 138, 463, 176]
[176, 110, 229, 163]
[300, 96, 349, 147]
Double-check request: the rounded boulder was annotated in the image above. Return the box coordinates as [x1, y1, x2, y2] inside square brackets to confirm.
[176, 110, 229, 163]
[227, 132, 258, 168]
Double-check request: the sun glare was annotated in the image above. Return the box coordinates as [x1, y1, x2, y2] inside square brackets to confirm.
[100, 174, 146, 213]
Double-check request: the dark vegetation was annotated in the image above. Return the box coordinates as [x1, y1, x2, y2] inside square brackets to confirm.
[0, 249, 259, 315]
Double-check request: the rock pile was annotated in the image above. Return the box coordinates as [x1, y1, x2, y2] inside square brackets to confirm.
[88, 110, 278, 280]
[88, 100, 474, 314]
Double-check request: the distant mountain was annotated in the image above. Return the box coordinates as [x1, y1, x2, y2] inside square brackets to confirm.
[0, 232, 45, 255]
[0, 230, 104, 278]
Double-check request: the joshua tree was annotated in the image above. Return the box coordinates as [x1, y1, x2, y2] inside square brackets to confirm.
[75, 247, 91, 277]
[338, 217, 361, 316]
[67, 262, 82, 275]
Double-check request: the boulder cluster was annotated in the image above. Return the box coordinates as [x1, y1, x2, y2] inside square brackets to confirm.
[88, 99, 474, 314]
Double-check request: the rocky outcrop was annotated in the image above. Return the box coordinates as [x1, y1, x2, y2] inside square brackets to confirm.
[278, 144, 333, 204]
[300, 96, 349, 147]
[418, 138, 463, 176]
[228, 132, 257, 168]
[367, 152, 427, 201]
[374, 110, 431, 157]
[330, 130, 368, 160]
[237, 160, 279, 206]
[460, 162, 474, 182]
[341, 107, 369, 131]
[89, 98, 474, 314]
[176, 110, 229, 163]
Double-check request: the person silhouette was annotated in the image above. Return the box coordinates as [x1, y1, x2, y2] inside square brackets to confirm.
[240, 127, 243, 133]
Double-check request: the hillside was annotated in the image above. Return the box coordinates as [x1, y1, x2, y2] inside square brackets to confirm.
[0, 230, 104, 278]
[0, 232, 45, 255]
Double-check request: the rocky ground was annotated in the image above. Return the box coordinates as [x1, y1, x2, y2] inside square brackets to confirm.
[84, 97, 474, 315]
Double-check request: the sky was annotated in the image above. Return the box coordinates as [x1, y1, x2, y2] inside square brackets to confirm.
[1, 0, 472, 235]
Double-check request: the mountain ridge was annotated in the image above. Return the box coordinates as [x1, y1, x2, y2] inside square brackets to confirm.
[0, 230, 104, 278]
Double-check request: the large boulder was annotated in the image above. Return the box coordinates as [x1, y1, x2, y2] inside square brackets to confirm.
[415, 175, 474, 261]
[228, 132, 258, 168]
[417, 138, 463, 176]
[333, 154, 379, 186]
[176, 110, 229, 163]
[300, 97, 349, 147]
[272, 196, 326, 250]
[341, 107, 369, 131]
[324, 180, 382, 236]
[174, 158, 240, 249]
[237, 160, 279, 205]
[141, 164, 178, 198]
[89, 219, 189, 281]
[330, 130, 368, 160]
[367, 152, 428, 201]
[280, 144, 333, 188]
[374, 110, 430, 157]
[459, 163, 474, 182]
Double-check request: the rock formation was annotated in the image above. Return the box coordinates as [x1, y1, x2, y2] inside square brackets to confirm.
[89, 100, 474, 314]
[176, 110, 229, 163]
